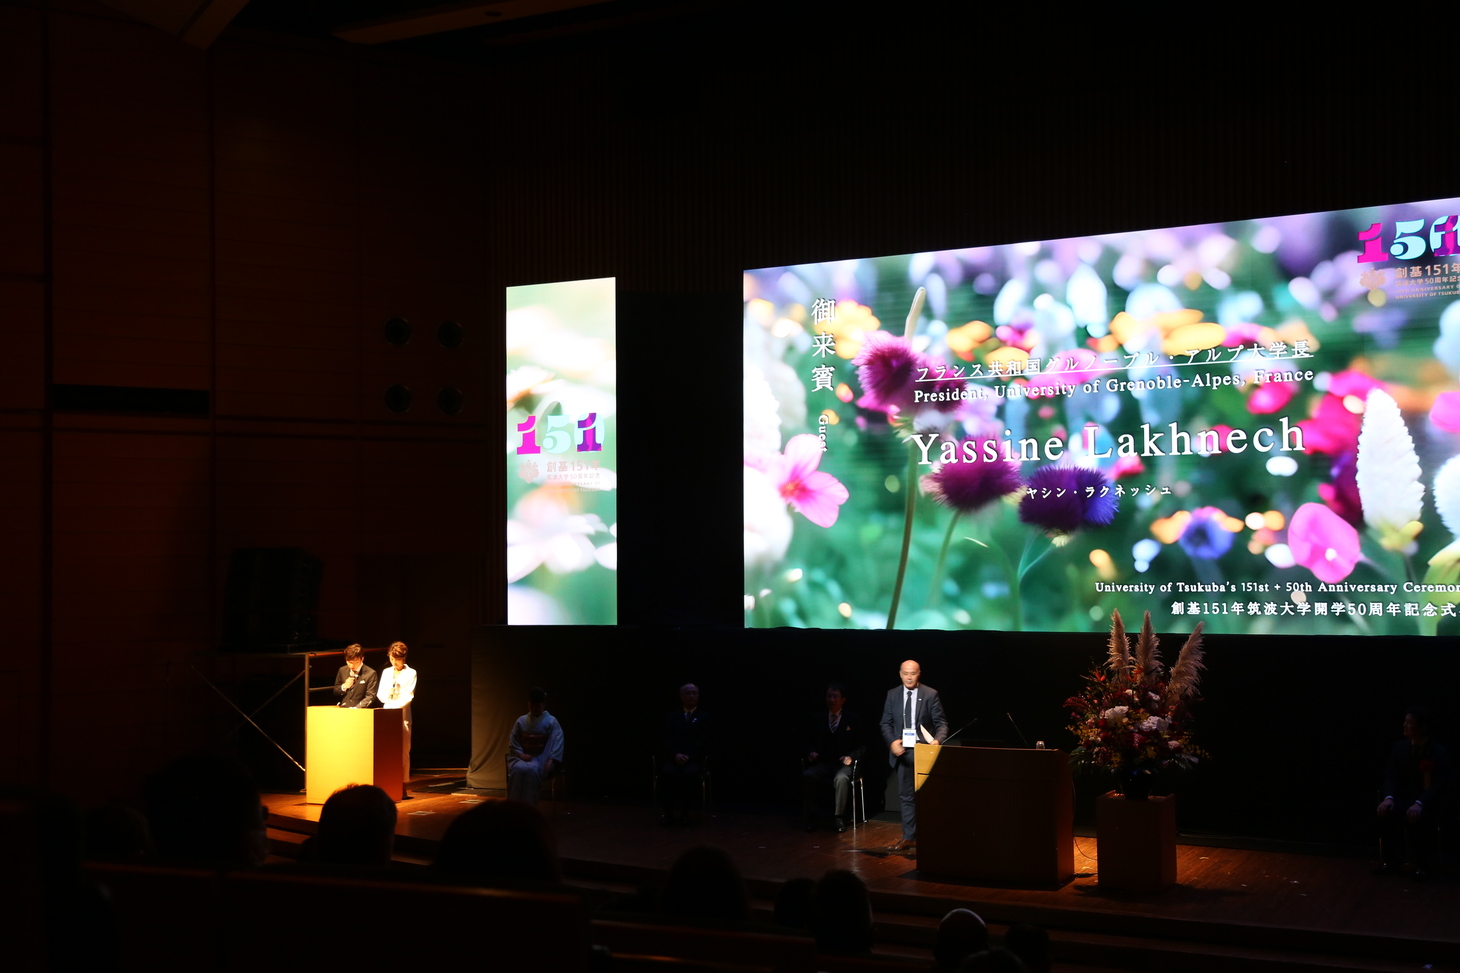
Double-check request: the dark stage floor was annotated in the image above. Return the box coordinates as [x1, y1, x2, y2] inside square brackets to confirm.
[262, 777, 1460, 972]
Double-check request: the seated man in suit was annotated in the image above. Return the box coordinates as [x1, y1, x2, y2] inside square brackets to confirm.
[880, 659, 948, 852]
[508, 686, 564, 807]
[659, 682, 712, 826]
[802, 683, 863, 833]
[333, 643, 378, 708]
[1376, 706, 1452, 880]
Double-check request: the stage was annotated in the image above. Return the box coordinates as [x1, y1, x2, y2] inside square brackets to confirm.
[262, 776, 1460, 972]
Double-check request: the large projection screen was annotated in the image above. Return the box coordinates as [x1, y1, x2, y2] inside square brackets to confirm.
[507, 277, 617, 625]
[744, 198, 1460, 636]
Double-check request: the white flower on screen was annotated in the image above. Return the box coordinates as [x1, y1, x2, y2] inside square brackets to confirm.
[1100, 706, 1130, 723]
[1427, 458, 1460, 577]
[1139, 716, 1168, 733]
[1356, 389, 1425, 553]
[744, 359, 783, 457]
[506, 365, 561, 409]
[507, 485, 607, 582]
[507, 585, 568, 625]
[1431, 300, 1460, 377]
[1434, 455, 1460, 536]
[594, 522, 618, 571]
[744, 465, 793, 570]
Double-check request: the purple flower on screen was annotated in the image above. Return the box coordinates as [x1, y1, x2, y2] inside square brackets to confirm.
[1018, 464, 1118, 539]
[1317, 450, 1362, 526]
[852, 331, 920, 415]
[852, 331, 933, 418]
[1177, 506, 1235, 560]
[920, 440, 1022, 513]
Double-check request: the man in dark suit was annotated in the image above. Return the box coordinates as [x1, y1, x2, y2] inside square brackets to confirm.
[659, 683, 712, 825]
[802, 683, 863, 833]
[880, 659, 947, 851]
[332, 643, 378, 708]
[1376, 706, 1452, 880]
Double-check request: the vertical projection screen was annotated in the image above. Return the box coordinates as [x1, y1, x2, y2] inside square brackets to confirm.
[506, 278, 617, 624]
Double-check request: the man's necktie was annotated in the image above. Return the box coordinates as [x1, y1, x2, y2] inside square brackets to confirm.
[904, 689, 912, 728]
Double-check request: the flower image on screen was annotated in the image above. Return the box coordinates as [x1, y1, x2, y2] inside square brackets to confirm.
[744, 199, 1460, 636]
[507, 277, 617, 625]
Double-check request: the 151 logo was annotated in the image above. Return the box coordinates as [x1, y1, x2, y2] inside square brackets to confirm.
[1357, 216, 1459, 262]
[515, 412, 604, 454]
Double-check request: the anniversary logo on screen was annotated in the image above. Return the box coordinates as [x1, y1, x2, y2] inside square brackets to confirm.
[743, 199, 1460, 635]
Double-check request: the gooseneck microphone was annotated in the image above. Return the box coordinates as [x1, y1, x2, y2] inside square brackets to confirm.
[1005, 712, 1031, 748]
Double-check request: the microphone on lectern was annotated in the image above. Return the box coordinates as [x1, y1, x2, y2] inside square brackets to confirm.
[1005, 712, 1032, 748]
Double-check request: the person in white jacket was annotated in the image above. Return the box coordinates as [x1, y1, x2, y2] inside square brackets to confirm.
[378, 641, 416, 782]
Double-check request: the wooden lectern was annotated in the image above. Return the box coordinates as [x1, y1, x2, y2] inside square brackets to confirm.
[1095, 791, 1176, 890]
[914, 745, 1073, 886]
[306, 707, 404, 803]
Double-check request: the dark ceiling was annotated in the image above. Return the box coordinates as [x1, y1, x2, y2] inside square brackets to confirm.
[230, 0, 740, 58]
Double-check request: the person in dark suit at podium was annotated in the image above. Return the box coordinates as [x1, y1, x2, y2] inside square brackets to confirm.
[802, 684, 863, 832]
[333, 643, 378, 708]
[880, 659, 947, 851]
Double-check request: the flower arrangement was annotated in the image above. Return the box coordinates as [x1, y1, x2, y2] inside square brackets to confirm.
[1065, 609, 1207, 783]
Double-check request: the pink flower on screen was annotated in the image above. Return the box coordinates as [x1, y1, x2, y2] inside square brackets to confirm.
[1221, 323, 1266, 348]
[1299, 393, 1363, 456]
[995, 313, 1039, 352]
[1247, 381, 1296, 415]
[748, 434, 850, 528]
[1300, 371, 1386, 456]
[1202, 425, 1235, 454]
[1025, 349, 1101, 396]
[1327, 369, 1387, 400]
[1287, 502, 1360, 584]
[1431, 391, 1460, 432]
[1111, 454, 1145, 479]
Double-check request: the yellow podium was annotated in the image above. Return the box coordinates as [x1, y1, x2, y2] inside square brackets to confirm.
[306, 707, 404, 803]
